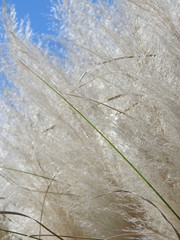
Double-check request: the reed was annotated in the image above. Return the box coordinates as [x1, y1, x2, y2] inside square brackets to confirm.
[0, 0, 180, 239]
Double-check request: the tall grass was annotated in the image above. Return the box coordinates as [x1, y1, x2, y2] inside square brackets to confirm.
[0, 0, 180, 239]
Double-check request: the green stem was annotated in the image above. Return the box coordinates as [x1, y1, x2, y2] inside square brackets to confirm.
[18, 59, 180, 222]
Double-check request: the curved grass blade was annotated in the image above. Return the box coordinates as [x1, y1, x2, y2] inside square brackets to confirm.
[0, 228, 43, 240]
[0, 211, 64, 240]
[38, 174, 57, 238]
[17, 59, 180, 222]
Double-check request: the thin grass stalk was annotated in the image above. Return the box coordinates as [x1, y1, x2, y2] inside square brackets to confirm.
[17, 58, 180, 222]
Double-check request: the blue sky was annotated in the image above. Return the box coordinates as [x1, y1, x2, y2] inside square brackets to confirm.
[5, 0, 52, 34]
[5, 1, 112, 35]
[0, 1, 52, 90]
[0, 0, 113, 90]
